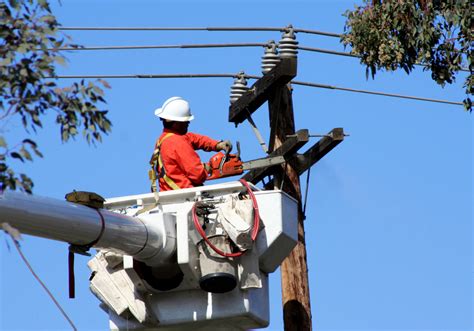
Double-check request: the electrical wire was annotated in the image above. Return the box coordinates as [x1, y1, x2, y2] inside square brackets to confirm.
[51, 73, 237, 79]
[49, 42, 470, 73]
[59, 26, 342, 37]
[55, 42, 266, 51]
[298, 46, 357, 58]
[4, 232, 78, 330]
[293, 28, 341, 38]
[58, 25, 470, 60]
[57, 26, 473, 58]
[298, 46, 470, 72]
[51, 73, 462, 107]
[291, 80, 464, 106]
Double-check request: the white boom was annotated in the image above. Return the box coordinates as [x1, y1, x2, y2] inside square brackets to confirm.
[0, 190, 173, 265]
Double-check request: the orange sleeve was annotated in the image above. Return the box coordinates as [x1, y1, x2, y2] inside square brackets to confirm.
[186, 132, 220, 152]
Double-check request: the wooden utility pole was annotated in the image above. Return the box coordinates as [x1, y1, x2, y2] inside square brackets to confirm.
[229, 53, 345, 330]
[268, 83, 312, 330]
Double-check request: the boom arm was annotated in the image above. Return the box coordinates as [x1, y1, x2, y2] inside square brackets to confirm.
[0, 190, 172, 265]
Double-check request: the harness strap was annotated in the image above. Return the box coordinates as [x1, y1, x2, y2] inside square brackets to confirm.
[150, 133, 180, 191]
[68, 208, 105, 298]
[68, 251, 75, 298]
[136, 133, 179, 216]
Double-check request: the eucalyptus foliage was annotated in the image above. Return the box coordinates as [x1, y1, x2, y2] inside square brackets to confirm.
[342, 0, 472, 111]
[0, 0, 112, 193]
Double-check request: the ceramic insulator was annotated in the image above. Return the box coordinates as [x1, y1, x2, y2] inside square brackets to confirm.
[230, 72, 249, 104]
[278, 25, 298, 58]
[261, 41, 280, 74]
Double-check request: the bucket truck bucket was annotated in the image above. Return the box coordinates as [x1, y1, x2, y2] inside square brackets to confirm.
[96, 181, 298, 330]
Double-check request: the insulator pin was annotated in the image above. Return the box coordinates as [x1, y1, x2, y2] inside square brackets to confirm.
[278, 25, 298, 58]
[230, 72, 249, 104]
[261, 41, 280, 74]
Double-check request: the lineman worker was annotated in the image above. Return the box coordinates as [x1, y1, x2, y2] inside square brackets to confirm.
[149, 96, 232, 192]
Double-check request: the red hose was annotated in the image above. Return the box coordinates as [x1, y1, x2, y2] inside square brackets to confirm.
[192, 179, 260, 258]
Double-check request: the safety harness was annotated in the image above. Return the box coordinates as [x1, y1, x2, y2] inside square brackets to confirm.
[136, 133, 180, 216]
[149, 132, 180, 191]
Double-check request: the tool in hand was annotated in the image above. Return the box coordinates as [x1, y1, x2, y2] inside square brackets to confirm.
[206, 142, 286, 180]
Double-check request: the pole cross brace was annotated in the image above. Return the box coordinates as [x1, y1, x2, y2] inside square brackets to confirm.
[243, 128, 345, 185]
[292, 127, 345, 175]
[242, 129, 309, 184]
[229, 57, 297, 125]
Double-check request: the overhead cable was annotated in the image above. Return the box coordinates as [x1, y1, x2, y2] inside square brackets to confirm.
[298, 45, 357, 58]
[51, 73, 463, 107]
[293, 28, 341, 38]
[55, 42, 266, 51]
[3, 228, 78, 330]
[52, 74, 237, 79]
[291, 80, 463, 106]
[298, 46, 470, 72]
[59, 26, 342, 37]
[58, 26, 470, 60]
[50, 42, 470, 73]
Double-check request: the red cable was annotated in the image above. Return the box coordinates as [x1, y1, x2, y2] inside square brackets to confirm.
[192, 179, 260, 258]
[241, 179, 260, 241]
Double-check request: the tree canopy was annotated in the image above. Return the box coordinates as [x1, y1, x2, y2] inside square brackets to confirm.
[342, 0, 472, 111]
[0, 0, 112, 193]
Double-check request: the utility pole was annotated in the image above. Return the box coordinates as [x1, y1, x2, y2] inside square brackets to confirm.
[268, 83, 312, 330]
[229, 31, 345, 330]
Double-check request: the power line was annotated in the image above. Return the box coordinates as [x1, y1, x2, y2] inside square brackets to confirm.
[291, 80, 463, 106]
[3, 230, 78, 330]
[59, 26, 282, 32]
[298, 46, 357, 58]
[298, 46, 470, 72]
[51, 42, 470, 73]
[294, 28, 341, 38]
[59, 26, 342, 37]
[51, 73, 463, 107]
[55, 42, 266, 51]
[52, 74, 237, 79]
[57, 25, 470, 68]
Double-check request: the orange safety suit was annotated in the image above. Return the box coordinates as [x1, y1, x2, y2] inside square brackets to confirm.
[154, 128, 219, 191]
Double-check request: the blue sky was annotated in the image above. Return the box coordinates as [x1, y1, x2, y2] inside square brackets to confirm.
[1, 0, 472, 330]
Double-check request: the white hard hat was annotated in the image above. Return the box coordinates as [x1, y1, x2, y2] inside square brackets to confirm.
[154, 96, 194, 122]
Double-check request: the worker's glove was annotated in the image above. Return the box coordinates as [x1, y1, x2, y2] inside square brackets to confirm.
[216, 140, 232, 153]
[202, 162, 212, 174]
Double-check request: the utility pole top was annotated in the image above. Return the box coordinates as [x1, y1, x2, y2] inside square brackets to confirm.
[228, 57, 297, 125]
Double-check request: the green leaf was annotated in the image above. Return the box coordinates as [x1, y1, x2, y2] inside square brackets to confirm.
[22, 139, 37, 148]
[98, 79, 111, 89]
[62, 130, 69, 142]
[37, 0, 48, 8]
[10, 152, 24, 162]
[54, 56, 66, 66]
[39, 15, 56, 24]
[8, 0, 19, 9]
[32, 114, 42, 127]
[19, 147, 32, 161]
[0, 57, 12, 66]
[32, 147, 44, 158]
[0, 136, 6, 148]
